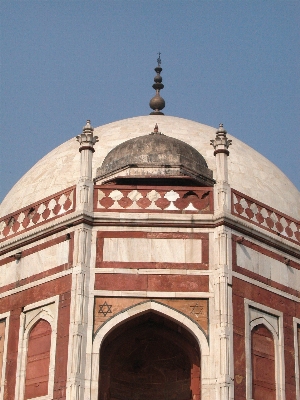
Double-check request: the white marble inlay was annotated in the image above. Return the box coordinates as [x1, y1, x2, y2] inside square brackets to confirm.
[103, 237, 202, 263]
[236, 244, 300, 292]
[0, 241, 69, 287]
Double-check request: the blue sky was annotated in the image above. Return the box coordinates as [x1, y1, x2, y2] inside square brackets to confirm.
[1, 1, 299, 202]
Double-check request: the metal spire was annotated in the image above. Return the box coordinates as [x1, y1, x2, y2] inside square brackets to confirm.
[149, 54, 165, 115]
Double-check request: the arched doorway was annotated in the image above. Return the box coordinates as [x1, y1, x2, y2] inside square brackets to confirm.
[98, 312, 201, 400]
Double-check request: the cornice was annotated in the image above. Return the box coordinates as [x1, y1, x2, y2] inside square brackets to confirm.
[0, 209, 299, 260]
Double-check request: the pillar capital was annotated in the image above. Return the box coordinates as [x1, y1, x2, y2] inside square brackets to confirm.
[76, 120, 98, 151]
[210, 124, 232, 155]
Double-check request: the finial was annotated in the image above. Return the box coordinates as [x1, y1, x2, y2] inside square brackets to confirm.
[210, 123, 232, 155]
[150, 123, 162, 135]
[149, 54, 165, 115]
[157, 52, 161, 66]
[76, 119, 98, 152]
[216, 123, 227, 135]
[83, 120, 92, 130]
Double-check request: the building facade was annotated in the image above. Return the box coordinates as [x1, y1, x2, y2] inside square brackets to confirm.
[0, 75, 299, 399]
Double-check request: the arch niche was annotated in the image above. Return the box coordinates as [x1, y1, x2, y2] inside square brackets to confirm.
[92, 301, 210, 400]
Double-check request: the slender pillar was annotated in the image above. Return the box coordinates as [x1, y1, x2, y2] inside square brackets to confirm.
[76, 120, 98, 213]
[210, 124, 232, 213]
[211, 125, 234, 399]
[210, 226, 234, 400]
[66, 121, 98, 399]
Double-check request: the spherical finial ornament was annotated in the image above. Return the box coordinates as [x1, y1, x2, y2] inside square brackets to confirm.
[149, 53, 165, 115]
[83, 119, 93, 132]
[149, 94, 165, 113]
[216, 123, 227, 135]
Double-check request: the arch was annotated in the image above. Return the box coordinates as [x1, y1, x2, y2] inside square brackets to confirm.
[99, 312, 200, 400]
[250, 319, 277, 400]
[250, 316, 278, 340]
[24, 318, 52, 399]
[90, 301, 210, 399]
[15, 305, 58, 400]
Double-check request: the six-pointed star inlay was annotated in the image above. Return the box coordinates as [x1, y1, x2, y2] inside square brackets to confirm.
[98, 301, 112, 317]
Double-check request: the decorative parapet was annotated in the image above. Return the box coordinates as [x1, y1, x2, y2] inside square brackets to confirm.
[232, 189, 300, 244]
[0, 187, 76, 242]
[94, 186, 213, 213]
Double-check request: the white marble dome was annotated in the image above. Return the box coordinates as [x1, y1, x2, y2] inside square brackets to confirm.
[1, 115, 299, 219]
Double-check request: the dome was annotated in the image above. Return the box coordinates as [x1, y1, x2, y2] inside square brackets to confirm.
[95, 127, 214, 186]
[1, 115, 299, 219]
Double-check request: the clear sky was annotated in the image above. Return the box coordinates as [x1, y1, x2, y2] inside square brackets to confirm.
[1, 1, 299, 203]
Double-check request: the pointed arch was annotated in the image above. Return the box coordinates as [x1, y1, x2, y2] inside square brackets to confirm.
[90, 300, 210, 399]
[245, 300, 285, 400]
[251, 321, 276, 400]
[14, 298, 59, 400]
[24, 318, 52, 399]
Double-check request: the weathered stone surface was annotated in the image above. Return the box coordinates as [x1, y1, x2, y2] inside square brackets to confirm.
[96, 132, 214, 186]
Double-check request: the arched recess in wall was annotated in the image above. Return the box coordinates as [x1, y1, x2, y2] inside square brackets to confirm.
[15, 303, 58, 400]
[99, 312, 200, 400]
[251, 321, 276, 400]
[90, 301, 211, 400]
[24, 318, 52, 399]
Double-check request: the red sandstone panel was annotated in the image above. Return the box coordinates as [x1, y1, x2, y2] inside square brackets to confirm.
[98, 231, 209, 239]
[251, 324, 276, 399]
[147, 275, 208, 292]
[95, 274, 148, 291]
[2, 275, 71, 400]
[24, 319, 51, 399]
[95, 273, 209, 292]
[98, 261, 208, 270]
[3, 308, 21, 400]
[0, 275, 72, 314]
[53, 291, 71, 400]
[232, 276, 300, 399]
[298, 325, 300, 391]
[0, 319, 5, 390]
[94, 297, 209, 335]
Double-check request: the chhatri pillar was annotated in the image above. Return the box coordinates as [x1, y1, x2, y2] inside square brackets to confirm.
[211, 123, 232, 213]
[76, 120, 98, 213]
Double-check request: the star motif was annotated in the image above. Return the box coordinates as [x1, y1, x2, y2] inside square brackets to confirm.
[190, 303, 204, 318]
[98, 301, 112, 317]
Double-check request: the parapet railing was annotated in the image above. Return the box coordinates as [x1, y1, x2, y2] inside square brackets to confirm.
[232, 189, 300, 244]
[94, 185, 214, 214]
[0, 186, 76, 242]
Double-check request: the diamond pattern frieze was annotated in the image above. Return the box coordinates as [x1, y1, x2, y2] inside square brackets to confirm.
[232, 189, 300, 244]
[0, 187, 75, 242]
